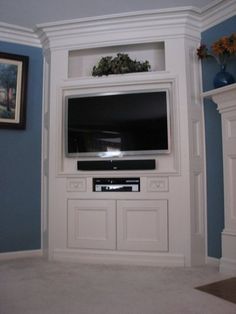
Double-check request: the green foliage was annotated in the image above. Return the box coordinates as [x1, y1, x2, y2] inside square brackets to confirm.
[92, 53, 151, 76]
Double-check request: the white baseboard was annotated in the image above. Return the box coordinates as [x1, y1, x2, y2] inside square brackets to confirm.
[220, 257, 236, 275]
[53, 249, 185, 267]
[206, 256, 220, 267]
[0, 249, 43, 261]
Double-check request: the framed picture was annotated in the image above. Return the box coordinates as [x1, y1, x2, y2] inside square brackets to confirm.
[0, 52, 29, 129]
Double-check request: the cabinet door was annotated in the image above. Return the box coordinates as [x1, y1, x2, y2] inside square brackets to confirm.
[68, 199, 116, 250]
[117, 200, 168, 251]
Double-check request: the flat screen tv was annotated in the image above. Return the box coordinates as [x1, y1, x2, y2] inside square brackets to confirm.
[66, 90, 170, 158]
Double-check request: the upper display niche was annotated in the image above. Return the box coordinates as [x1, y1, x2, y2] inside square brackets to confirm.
[68, 42, 165, 78]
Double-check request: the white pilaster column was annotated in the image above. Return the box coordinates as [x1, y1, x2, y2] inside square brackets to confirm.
[203, 83, 236, 275]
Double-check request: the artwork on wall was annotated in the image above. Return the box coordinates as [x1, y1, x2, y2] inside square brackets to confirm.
[0, 52, 28, 129]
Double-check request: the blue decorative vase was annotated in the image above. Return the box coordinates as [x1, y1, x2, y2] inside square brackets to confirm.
[213, 64, 235, 88]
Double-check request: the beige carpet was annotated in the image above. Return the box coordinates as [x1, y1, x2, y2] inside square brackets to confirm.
[196, 278, 236, 304]
[1, 257, 236, 314]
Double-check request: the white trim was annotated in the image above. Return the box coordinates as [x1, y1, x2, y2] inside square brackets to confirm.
[0, 250, 43, 261]
[0, 3, 235, 48]
[201, 0, 236, 31]
[36, 6, 201, 29]
[220, 257, 236, 275]
[0, 22, 41, 47]
[53, 249, 185, 267]
[35, 3, 236, 50]
[202, 82, 236, 99]
[201, 76, 209, 263]
[35, 7, 201, 50]
[41, 57, 46, 253]
[206, 256, 220, 267]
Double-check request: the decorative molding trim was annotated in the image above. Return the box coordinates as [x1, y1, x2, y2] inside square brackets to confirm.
[35, 7, 201, 51]
[201, 0, 236, 31]
[62, 71, 177, 92]
[0, 22, 41, 47]
[201, 82, 236, 98]
[202, 83, 236, 114]
[53, 249, 185, 267]
[0, 249, 43, 261]
[0, 2, 235, 49]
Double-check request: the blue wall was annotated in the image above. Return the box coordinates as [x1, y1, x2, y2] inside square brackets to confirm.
[0, 42, 43, 252]
[201, 15, 236, 258]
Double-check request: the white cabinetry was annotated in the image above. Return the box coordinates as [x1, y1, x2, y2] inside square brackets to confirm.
[117, 200, 168, 251]
[38, 8, 206, 267]
[68, 199, 168, 252]
[68, 199, 116, 250]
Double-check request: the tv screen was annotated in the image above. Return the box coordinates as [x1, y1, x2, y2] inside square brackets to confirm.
[66, 91, 170, 157]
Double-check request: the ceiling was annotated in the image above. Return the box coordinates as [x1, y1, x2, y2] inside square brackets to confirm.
[0, 0, 220, 29]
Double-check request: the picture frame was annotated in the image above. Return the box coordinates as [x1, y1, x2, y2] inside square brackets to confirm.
[0, 52, 29, 129]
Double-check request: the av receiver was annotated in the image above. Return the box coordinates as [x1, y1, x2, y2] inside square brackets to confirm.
[93, 177, 140, 192]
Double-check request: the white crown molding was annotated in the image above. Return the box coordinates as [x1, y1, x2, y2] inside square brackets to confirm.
[201, 0, 236, 31]
[0, 22, 41, 47]
[35, 7, 201, 51]
[0, 2, 235, 49]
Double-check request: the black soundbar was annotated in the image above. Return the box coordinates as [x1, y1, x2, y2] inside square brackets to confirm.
[77, 159, 156, 171]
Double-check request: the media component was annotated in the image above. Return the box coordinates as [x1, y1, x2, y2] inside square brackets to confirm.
[93, 177, 140, 192]
[77, 159, 156, 171]
[66, 90, 170, 157]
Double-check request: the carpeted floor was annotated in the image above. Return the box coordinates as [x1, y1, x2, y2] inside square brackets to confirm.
[0, 258, 236, 314]
[196, 277, 236, 304]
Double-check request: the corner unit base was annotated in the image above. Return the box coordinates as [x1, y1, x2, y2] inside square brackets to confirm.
[52, 249, 185, 267]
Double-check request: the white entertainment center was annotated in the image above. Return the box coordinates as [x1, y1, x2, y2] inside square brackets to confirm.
[37, 8, 206, 266]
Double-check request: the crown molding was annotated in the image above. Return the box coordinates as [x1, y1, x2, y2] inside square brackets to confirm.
[201, 0, 236, 31]
[1, 2, 235, 49]
[35, 7, 201, 51]
[0, 22, 41, 47]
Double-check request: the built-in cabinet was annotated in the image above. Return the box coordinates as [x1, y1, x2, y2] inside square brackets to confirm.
[68, 199, 116, 250]
[38, 8, 206, 267]
[117, 200, 168, 252]
[68, 199, 168, 252]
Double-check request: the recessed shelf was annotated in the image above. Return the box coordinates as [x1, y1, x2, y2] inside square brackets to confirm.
[68, 42, 165, 78]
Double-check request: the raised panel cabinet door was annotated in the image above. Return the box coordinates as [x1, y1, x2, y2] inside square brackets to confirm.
[67, 199, 116, 250]
[117, 200, 168, 251]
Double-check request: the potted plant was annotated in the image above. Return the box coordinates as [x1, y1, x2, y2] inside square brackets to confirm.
[197, 33, 236, 88]
[92, 53, 150, 76]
